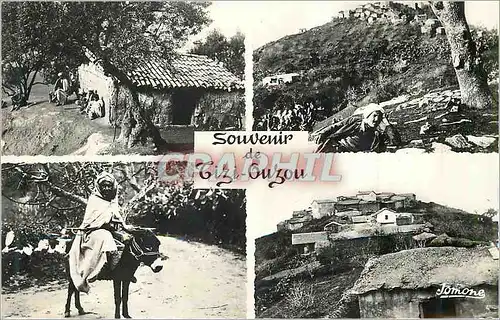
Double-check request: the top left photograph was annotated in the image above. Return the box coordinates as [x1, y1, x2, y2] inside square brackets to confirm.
[1, 1, 245, 157]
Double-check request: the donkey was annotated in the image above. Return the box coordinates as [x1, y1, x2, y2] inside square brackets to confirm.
[64, 228, 163, 318]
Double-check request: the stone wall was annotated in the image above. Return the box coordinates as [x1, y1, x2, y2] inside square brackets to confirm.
[358, 286, 498, 318]
[78, 63, 115, 122]
[312, 201, 336, 219]
[196, 90, 245, 130]
[292, 231, 328, 245]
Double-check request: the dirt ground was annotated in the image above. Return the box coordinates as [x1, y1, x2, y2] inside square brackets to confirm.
[1, 83, 194, 156]
[1, 236, 247, 319]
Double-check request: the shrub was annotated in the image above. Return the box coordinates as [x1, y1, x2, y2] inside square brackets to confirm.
[284, 280, 315, 310]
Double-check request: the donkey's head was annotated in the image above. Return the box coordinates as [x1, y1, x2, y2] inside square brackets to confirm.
[128, 228, 163, 273]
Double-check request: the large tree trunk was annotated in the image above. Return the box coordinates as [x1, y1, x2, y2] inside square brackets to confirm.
[104, 63, 168, 151]
[430, 1, 492, 109]
[116, 86, 167, 150]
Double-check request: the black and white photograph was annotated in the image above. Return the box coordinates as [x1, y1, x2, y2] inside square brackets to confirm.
[1, 1, 245, 156]
[1, 161, 246, 318]
[252, 155, 499, 318]
[252, 1, 498, 153]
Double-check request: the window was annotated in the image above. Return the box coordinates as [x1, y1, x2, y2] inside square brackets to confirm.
[270, 78, 277, 83]
[419, 298, 457, 318]
[385, 215, 389, 220]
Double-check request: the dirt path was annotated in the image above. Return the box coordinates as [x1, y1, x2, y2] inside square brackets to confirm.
[1, 236, 246, 319]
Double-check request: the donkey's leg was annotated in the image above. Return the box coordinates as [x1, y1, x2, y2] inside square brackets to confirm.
[122, 281, 131, 318]
[113, 280, 122, 319]
[64, 281, 74, 318]
[73, 281, 85, 315]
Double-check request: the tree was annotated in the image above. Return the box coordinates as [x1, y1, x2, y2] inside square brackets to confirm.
[1, 2, 85, 108]
[429, 1, 493, 109]
[1, 162, 246, 251]
[482, 208, 498, 219]
[191, 29, 245, 79]
[64, 2, 212, 149]
[2, 2, 212, 148]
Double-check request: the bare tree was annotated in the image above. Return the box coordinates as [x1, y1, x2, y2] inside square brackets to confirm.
[430, 1, 492, 109]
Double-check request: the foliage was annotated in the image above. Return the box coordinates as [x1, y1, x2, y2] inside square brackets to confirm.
[482, 208, 498, 219]
[252, 8, 500, 130]
[191, 29, 245, 79]
[284, 280, 315, 310]
[1, 1, 212, 108]
[471, 27, 500, 82]
[2, 162, 246, 253]
[1, 2, 85, 105]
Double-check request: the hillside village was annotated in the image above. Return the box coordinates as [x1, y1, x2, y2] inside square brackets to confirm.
[256, 191, 499, 318]
[253, 1, 499, 152]
[262, 2, 444, 89]
[278, 191, 424, 254]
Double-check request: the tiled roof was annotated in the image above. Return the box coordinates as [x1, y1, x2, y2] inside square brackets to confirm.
[84, 48, 243, 91]
[337, 199, 361, 206]
[313, 199, 337, 204]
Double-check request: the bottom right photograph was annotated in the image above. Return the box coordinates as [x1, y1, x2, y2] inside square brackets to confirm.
[253, 156, 499, 319]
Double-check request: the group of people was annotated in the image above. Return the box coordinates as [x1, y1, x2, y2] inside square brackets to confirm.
[257, 103, 317, 131]
[77, 89, 106, 120]
[50, 71, 105, 120]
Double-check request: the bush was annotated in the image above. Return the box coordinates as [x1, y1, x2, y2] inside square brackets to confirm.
[285, 281, 315, 310]
[2, 250, 67, 290]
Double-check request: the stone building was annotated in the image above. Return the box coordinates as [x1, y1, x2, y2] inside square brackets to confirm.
[350, 247, 499, 318]
[291, 231, 329, 254]
[78, 49, 244, 128]
[311, 199, 336, 218]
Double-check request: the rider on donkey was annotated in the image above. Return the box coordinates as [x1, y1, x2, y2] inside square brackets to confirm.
[68, 172, 136, 293]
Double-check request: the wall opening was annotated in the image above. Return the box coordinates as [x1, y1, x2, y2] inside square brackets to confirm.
[171, 89, 199, 125]
[419, 298, 457, 318]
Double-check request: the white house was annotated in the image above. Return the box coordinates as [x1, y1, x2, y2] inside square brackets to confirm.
[356, 191, 377, 202]
[311, 199, 336, 219]
[372, 208, 399, 225]
[262, 73, 301, 87]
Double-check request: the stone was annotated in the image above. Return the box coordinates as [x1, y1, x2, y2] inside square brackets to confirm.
[409, 139, 424, 147]
[449, 105, 460, 113]
[432, 96, 446, 103]
[425, 18, 439, 27]
[445, 134, 472, 149]
[466, 135, 497, 148]
[418, 98, 429, 109]
[431, 142, 453, 153]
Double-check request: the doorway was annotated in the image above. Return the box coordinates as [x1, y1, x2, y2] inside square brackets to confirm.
[171, 89, 199, 125]
[420, 298, 457, 318]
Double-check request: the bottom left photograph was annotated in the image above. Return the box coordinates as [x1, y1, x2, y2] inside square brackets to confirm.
[1, 161, 247, 319]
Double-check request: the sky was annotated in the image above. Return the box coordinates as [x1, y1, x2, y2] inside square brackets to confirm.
[184, 1, 500, 51]
[249, 153, 499, 238]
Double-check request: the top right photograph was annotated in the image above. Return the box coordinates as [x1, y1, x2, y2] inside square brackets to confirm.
[252, 1, 499, 153]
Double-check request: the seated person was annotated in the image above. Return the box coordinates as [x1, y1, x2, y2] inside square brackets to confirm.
[68, 172, 135, 293]
[87, 93, 105, 120]
[314, 104, 401, 153]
